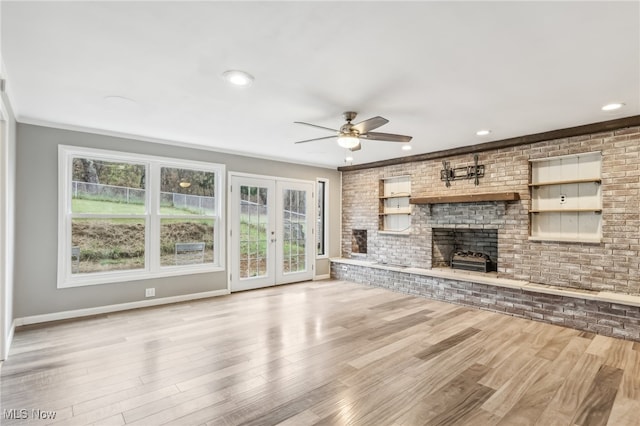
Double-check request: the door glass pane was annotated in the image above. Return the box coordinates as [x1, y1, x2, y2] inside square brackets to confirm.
[71, 218, 145, 274]
[283, 189, 306, 273]
[317, 181, 326, 256]
[160, 219, 214, 266]
[240, 185, 268, 278]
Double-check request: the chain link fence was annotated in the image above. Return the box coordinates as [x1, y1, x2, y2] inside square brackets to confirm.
[73, 181, 216, 214]
[73, 181, 305, 238]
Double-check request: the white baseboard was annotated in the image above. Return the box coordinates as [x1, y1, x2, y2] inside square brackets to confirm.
[313, 274, 331, 281]
[14, 289, 230, 327]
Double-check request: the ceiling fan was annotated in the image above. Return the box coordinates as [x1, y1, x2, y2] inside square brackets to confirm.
[293, 111, 412, 152]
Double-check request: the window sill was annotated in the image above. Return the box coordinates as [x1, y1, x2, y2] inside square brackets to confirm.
[58, 265, 225, 288]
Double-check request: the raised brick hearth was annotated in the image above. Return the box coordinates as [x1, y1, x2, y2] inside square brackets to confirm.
[331, 259, 640, 342]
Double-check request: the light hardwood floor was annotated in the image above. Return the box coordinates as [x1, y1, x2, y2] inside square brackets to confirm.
[1, 280, 639, 426]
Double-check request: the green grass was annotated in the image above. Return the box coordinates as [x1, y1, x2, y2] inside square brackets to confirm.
[72, 198, 303, 263]
[72, 198, 205, 215]
[238, 221, 304, 258]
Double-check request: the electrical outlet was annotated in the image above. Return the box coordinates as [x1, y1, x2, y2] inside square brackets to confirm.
[145, 288, 155, 297]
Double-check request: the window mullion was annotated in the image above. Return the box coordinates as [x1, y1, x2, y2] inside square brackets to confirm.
[148, 162, 160, 273]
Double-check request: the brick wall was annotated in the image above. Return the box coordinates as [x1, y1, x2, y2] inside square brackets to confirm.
[341, 126, 640, 295]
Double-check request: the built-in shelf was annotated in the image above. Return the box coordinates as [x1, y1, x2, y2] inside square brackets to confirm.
[529, 152, 602, 242]
[530, 209, 602, 213]
[528, 236, 602, 244]
[380, 176, 411, 232]
[528, 178, 601, 187]
[410, 192, 520, 205]
[379, 193, 411, 199]
[378, 230, 411, 236]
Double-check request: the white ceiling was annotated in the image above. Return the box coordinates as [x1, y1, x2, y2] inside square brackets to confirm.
[2, 1, 639, 168]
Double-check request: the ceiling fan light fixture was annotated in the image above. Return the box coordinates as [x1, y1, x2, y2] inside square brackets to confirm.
[293, 112, 412, 158]
[337, 135, 360, 149]
[222, 70, 254, 87]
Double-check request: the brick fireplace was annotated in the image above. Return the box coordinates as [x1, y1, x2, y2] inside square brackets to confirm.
[423, 200, 508, 274]
[335, 121, 640, 342]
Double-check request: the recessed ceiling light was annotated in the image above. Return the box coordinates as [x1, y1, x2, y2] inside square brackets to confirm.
[601, 102, 624, 111]
[476, 129, 491, 136]
[222, 70, 254, 87]
[402, 144, 412, 151]
[345, 156, 354, 162]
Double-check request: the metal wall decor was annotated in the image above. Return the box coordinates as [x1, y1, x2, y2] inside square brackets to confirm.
[441, 154, 484, 187]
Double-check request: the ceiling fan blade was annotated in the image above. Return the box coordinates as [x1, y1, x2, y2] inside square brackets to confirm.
[293, 135, 336, 144]
[350, 142, 362, 152]
[294, 121, 339, 133]
[351, 116, 389, 133]
[362, 132, 413, 143]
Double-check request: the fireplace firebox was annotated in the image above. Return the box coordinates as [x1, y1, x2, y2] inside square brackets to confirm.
[432, 228, 497, 272]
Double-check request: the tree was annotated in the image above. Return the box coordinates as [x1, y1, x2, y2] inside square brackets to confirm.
[80, 159, 99, 184]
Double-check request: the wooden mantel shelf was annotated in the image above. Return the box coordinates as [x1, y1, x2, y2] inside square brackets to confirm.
[410, 192, 520, 205]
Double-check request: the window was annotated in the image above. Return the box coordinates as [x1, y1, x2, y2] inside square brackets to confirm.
[58, 146, 224, 288]
[316, 179, 328, 257]
[70, 158, 147, 274]
[159, 166, 217, 267]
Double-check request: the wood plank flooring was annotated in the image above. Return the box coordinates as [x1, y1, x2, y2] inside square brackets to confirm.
[1, 280, 639, 426]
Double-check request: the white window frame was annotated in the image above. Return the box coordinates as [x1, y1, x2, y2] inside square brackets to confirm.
[316, 178, 329, 259]
[58, 145, 225, 288]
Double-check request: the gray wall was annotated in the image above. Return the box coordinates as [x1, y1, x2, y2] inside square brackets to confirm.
[15, 123, 341, 318]
[1, 90, 17, 359]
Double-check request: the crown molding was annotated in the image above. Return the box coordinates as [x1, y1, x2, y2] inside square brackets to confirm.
[338, 115, 640, 172]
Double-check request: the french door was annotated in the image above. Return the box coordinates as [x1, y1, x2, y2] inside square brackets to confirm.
[230, 175, 314, 291]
